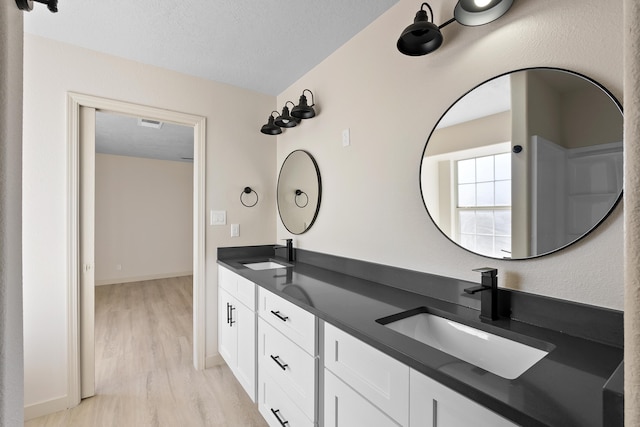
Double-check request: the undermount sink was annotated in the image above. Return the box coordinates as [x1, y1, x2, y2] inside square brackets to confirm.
[243, 260, 291, 270]
[377, 308, 550, 379]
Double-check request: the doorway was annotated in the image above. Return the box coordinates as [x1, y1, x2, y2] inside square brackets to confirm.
[67, 93, 207, 407]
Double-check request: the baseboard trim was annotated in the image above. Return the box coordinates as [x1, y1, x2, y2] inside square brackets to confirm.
[24, 395, 68, 421]
[95, 271, 193, 286]
[205, 354, 224, 369]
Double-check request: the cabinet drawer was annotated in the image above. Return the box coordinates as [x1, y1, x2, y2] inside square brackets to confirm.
[259, 372, 314, 427]
[218, 265, 237, 294]
[258, 318, 316, 419]
[236, 274, 256, 310]
[218, 265, 255, 310]
[259, 288, 316, 355]
[410, 369, 517, 427]
[324, 322, 409, 426]
[324, 370, 402, 427]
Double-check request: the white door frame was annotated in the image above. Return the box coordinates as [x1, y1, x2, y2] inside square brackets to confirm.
[66, 92, 207, 407]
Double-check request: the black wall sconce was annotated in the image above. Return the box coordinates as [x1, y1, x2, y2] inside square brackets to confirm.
[291, 90, 316, 119]
[294, 189, 309, 208]
[397, 0, 513, 56]
[240, 187, 259, 207]
[260, 90, 316, 135]
[274, 101, 301, 128]
[16, 0, 58, 12]
[260, 111, 283, 135]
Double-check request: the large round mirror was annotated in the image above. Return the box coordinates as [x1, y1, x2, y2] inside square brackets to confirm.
[421, 68, 623, 260]
[277, 150, 322, 234]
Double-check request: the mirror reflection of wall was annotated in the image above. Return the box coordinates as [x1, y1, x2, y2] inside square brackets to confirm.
[277, 150, 322, 234]
[421, 68, 623, 260]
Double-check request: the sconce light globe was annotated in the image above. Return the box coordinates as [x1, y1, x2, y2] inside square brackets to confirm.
[454, 0, 514, 26]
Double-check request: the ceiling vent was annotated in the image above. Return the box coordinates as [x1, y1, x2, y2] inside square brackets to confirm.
[137, 118, 163, 129]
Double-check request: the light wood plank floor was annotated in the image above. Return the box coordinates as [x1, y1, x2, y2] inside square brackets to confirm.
[26, 276, 267, 427]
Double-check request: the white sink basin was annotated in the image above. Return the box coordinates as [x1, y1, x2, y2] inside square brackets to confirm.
[380, 311, 549, 379]
[243, 261, 290, 270]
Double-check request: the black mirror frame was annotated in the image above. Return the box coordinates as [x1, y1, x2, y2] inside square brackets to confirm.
[419, 66, 624, 260]
[277, 150, 322, 235]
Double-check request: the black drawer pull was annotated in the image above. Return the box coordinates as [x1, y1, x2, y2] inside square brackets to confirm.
[270, 408, 289, 426]
[270, 355, 289, 371]
[226, 302, 231, 325]
[229, 305, 235, 326]
[270, 310, 289, 322]
[433, 399, 438, 427]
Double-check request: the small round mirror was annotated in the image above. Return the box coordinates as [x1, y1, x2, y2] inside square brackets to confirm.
[277, 150, 322, 234]
[420, 68, 623, 259]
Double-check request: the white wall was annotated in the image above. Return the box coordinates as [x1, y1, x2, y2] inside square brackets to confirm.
[276, 0, 624, 309]
[0, 3, 24, 425]
[23, 35, 277, 411]
[95, 154, 194, 285]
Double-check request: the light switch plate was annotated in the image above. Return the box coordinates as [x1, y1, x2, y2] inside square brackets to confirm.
[231, 224, 240, 237]
[342, 128, 350, 147]
[210, 210, 226, 225]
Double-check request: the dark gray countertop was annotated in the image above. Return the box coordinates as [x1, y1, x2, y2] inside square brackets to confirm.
[218, 248, 623, 427]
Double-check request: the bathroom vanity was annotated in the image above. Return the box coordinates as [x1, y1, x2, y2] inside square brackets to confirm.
[217, 245, 623, 427]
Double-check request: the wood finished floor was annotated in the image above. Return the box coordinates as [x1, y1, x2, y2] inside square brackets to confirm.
[26, 276, 267, 427]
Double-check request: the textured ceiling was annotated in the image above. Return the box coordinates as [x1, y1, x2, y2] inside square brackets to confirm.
[95, 111, 194, 163]
[24, 0, 400, 96]
[24, 1, 400, 161]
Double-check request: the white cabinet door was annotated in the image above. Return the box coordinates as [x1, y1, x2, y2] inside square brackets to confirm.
[235, 301, 256, 401]
[218, 274, 257, 402]
[324, 323, 409, 426]
[324, 370, 403, 427]
[409, 369, 517, 427]
[218, 288, 237, 369]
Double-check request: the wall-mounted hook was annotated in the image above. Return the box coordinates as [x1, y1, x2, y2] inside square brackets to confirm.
[294, 189, 309, 208]
[16, 0, 58, 12]
[240, 187, 259, 207]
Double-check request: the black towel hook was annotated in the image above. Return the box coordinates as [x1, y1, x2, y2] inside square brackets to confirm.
[240, 187, 259, 208]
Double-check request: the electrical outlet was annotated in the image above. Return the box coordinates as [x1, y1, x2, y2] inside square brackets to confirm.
[231, 224, 240, 237]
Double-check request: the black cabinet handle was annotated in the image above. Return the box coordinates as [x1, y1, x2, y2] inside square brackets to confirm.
[433, 399, 438, 427]
[270, 408, 289, 426]
[229, 305, 235, 326]
[270, 355, 289, 371]
[270, 310, 289, 322]
[226, 302, 231, 325]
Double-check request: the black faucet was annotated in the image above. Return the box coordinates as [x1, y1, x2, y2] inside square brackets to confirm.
[283, 239, 293, 262]
[464, 268, 499, 321]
